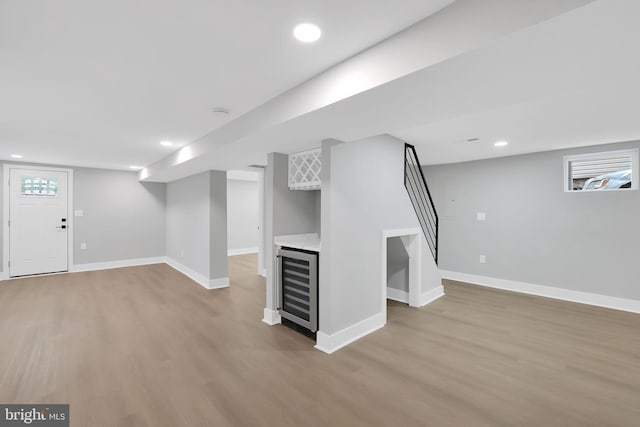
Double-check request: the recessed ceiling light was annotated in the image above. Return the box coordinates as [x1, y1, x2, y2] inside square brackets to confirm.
[10, 154, 24, 159]
[467, 138, 480, 142]
[130, 165, 144, 170]
[494, 141, 509, 147]
[293, 23, 322, 43]
[160, 141, 173, 147]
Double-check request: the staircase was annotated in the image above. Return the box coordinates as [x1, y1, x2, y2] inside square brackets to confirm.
[404, 143, 439, 264]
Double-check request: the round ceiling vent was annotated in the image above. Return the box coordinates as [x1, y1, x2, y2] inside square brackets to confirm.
[212, 107, 230, 117]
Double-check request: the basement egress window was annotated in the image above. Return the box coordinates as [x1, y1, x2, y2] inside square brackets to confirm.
[21, 177, 59, 196]
[564, 148, 639, 192]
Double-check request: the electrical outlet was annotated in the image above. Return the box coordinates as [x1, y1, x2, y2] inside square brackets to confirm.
[80, 243, 87, 250]
[479, 255, 486, 264]
[477, 212, 486, 221]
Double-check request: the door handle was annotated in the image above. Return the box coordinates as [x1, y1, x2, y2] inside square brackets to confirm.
[56, 225, 67, 230]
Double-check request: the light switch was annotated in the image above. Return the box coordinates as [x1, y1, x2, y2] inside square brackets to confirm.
[477, 212, 486, 221]
[74, 210, 84, 217]
[80, 243, 87, 250]
[479, 255, 486, 264]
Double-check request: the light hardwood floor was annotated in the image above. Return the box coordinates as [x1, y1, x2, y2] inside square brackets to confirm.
[0, 254, 638, 426]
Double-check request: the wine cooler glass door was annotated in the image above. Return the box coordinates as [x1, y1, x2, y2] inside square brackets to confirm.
[277, 249, 318, 332]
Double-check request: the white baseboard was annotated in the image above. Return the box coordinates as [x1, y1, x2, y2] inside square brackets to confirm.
[165, 257, 229, 290]
[262, 308, 281, 325]
[387, 286, 444, 307]
[228, 247, 259, 256]
[3, 258, 230, 292]
[386, 287, 409, 304]
[315, 312, 385, 355]
[70, 257, 166, 273]
[1, 258, 164, 281]
[420, 285, 445, 307]
[209, 277, 230, 289]
[164, 258, 209, 288]
[440, 270, 640, 314]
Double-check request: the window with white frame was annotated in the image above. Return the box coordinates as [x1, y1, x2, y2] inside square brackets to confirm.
[564, 148, 638, 192]
[21, 176, 59, 196]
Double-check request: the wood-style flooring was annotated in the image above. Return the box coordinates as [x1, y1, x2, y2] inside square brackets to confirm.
[0, 254, 638, 426]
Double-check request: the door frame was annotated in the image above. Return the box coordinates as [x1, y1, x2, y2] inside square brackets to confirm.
[381, 228, 422, 324]
[2, 164, 74, 278]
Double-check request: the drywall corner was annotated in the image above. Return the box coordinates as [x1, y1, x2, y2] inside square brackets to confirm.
[209, 170, 228, 281]
[315, 312, 385, 354]
[318, 138, 343, 335]
[262, 308, 282, 325]
[420, 285, 444, 306]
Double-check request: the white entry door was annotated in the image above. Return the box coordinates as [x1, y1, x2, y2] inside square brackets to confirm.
[9, 168, 69, 277]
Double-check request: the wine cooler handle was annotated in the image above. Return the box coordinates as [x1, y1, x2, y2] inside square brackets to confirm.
[275, 254, 282, 310]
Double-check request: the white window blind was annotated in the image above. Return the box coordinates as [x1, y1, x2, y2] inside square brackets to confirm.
[569, 155, 632, 179]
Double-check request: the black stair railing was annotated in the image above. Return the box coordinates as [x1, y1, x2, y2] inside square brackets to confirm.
[404, 143, 439, 264]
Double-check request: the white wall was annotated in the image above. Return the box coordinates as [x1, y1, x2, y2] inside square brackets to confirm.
[227, 179, 259, 254]
[166, 170, 228, 281]
[73, 167, 166, 264]
[424, 140, 640, 302]
[314, 190, 321, 238]
[0, 162, 233, 286]
[166, 172, 211, 277]
[209, 170, 228, 280]
[0, 162, 166, 273]
[319, 135, 441, 336]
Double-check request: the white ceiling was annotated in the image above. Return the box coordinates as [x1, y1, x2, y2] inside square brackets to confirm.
[140, 0, 640, 182]
[5, 0, 634, 179]
[141, 0, 600, 181]
[393, 86, 640, 165]
[0, 0, 453, 169]
[391, 0, 640, 165]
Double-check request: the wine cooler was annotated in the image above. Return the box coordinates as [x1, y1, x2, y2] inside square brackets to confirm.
[276, 247, 318, 332]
